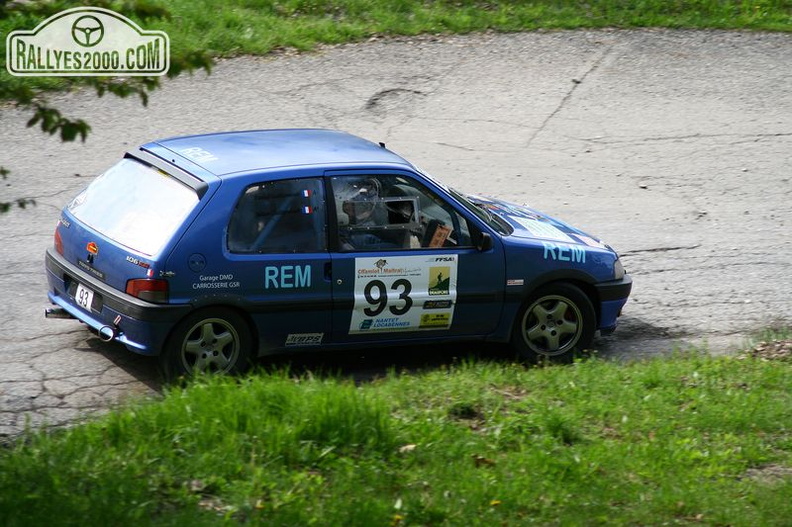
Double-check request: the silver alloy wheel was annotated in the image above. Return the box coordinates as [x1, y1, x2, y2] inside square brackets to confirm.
[180, 317, 241, 374]
[520, 294, 583, 357]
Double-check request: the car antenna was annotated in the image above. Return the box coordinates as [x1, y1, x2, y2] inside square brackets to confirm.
[379, 142, 386, 148]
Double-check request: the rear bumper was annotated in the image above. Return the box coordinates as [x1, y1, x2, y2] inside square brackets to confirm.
[45, 248, 191, 355]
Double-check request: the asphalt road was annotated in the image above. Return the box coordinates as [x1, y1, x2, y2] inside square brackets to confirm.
[1, 29, 790, 440]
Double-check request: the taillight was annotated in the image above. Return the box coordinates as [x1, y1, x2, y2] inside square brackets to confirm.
[126, 279, 169, 303]
[54, 227, 64, 255]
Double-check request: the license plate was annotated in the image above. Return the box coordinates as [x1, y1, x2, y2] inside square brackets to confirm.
[74, 283, 95, 311]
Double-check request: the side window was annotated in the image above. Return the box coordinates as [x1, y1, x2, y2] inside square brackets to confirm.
[331, 175, 472, 251]
[227, 178, 325, 254]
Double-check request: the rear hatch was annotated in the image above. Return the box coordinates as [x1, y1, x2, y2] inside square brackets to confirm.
[58, 156, 202, 299]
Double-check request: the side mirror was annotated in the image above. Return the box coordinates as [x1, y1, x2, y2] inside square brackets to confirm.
[477, 232, 493, 252]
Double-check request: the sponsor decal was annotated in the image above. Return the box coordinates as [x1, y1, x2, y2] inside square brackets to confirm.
[264, 265, 311, 289]
[349, 255, 458, 334]
[179, 147, 218, 163]
[285, 333, 324, 346]
[428, 266, 450, 296]
[420, 312, 451, 328]
[573, 234, 608, 249]
[77, 259, 105, 280]
[512, 217, 575, 243]
[192, 273, 240, 290]
[370, 318, 411, 329]
[423, 300, 452, 309]
[542, 242, 586, 264]
[6, 7, 169, 77]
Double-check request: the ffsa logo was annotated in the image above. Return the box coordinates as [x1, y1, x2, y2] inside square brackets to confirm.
[6, 7, 169, 77]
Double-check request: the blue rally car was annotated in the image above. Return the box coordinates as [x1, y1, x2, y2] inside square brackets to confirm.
[45, 129, 631, 378]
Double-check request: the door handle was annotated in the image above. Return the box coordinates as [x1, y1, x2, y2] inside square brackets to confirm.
[324, 262, 332, 281]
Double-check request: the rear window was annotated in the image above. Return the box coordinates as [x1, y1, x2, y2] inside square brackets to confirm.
[68, 158, 199, 256]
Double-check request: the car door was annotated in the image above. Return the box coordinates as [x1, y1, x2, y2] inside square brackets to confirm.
[223, 176, 333, 352]
[326, 170, 505, 344]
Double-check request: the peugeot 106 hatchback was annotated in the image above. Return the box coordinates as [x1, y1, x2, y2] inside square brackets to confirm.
[45, 129, 632, 378]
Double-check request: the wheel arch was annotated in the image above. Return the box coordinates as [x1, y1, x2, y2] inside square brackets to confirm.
[165, 300, 260, 355]
[519, 271, 602, 326]
[509, 277, 598, 363]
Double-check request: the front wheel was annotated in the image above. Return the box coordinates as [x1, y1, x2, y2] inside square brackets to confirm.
[160, 308, 254, 380]
[511, 283, 595, 364]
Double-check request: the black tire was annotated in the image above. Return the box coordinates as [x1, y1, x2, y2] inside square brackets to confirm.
[160, 307, 254, 380]
[511, 283, 596, 364]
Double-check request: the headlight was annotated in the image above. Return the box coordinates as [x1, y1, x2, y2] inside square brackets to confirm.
[614, 258, 625, 280]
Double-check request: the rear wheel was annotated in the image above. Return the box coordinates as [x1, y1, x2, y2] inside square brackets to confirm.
[511, 283, 595, 363]
[160, 308, 253, 380]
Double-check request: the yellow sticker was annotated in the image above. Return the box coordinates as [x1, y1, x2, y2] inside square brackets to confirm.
[420, 312, 451, 328]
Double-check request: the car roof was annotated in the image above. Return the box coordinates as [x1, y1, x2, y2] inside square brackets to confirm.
[144, 129, 412, 176]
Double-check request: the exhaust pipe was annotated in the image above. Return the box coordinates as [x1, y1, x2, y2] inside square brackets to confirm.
[46, 307, 118, 342]
[45, 307, 74, 320]
[98, 325, 117, 342]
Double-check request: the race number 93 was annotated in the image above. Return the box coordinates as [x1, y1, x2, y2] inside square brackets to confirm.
[363, 279, 413, 316]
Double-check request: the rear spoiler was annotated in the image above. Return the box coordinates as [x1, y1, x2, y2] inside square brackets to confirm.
[125, 149, 209, 199]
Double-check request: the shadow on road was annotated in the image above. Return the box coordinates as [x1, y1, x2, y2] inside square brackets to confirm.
[256, 341, 517, 384]
[81, 314, 679, 392]
[80, 338, 162, 392]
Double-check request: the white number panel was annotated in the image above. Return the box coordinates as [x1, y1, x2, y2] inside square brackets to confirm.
[349, 255, 458, 334]
[74, 283, 94, 311]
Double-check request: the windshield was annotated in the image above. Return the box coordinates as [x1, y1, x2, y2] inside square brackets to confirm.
[447, 187, 512, 235]
[68, 158, 199, 256]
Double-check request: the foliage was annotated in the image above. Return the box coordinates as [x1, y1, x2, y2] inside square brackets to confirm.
[0, 0, 213, 213]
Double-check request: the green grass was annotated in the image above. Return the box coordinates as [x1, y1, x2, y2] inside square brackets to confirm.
[144, 0, 792, 57]
[1, 0, 791, 96]
[1, 348, 790, 526]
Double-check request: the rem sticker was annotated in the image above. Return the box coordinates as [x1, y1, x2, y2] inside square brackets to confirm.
[265, 265, 311, 289]
[512, 217, 574, 243]
[543, 242, 586, 264]
[350, 255, 458, 334]
[179, 147, 217, 163]
[285, 333, 324, 346]
[193, 274, 240, 290]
